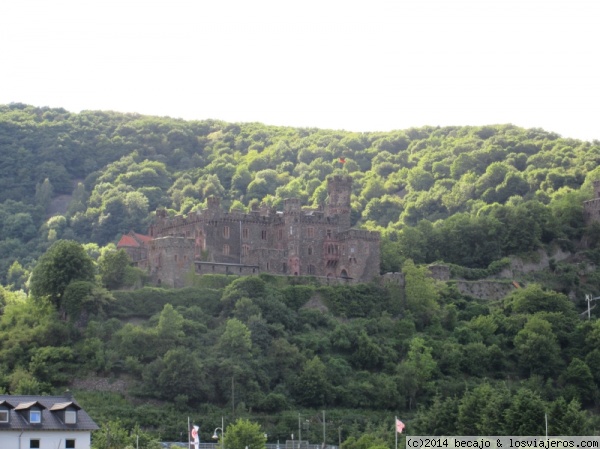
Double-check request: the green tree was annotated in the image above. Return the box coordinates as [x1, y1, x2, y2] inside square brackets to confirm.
[29, 240, 96, 315]
[513, 316, 562, 378]
[294, 356, 334, 406]
[98, 249, 132, 289]
[222, 418, 266, 449]
[504, 388, 547, 435]
[558, 358, 597, 405]
[402, 260, 439, 328]
[218, 318, 252, 359]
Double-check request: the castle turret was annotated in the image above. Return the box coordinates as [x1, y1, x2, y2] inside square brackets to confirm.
[326, 175, 352, 229]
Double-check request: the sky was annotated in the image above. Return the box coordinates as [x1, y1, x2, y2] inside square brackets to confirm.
[1, 0, 599, 141]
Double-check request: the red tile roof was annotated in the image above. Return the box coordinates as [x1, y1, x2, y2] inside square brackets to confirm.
[117, 232, 153, 248]
[117, 234, 140, 248]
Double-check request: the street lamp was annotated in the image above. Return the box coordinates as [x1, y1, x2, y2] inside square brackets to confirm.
[213, 416, 225, 449]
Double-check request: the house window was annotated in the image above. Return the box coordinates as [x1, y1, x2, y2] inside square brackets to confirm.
[223, 226, 230, 238]
[262, 230, 267, 240]
[307, 227, 315, 238]
[65, 410, 77, 424]
[242, 228, 249, 239]
[223, 244, 230, 255]
[66, 440, 76, 449]
[30, 410, 41, 424]
[0, 410, 8, 422]
[30, 440, 40, 449]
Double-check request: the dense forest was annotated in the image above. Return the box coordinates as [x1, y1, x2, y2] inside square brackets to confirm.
[1, 103, 600, 447]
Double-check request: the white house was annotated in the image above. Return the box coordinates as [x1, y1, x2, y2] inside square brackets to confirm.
[0, 394, 99, 449]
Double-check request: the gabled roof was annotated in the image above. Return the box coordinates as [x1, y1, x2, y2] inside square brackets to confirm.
[0, 395, 98, 431]
[117, 232, 152, 248]
[117, 234, 141, 247]
[14, 401, 46, 411]
[0, 400, 14, 409]
[50, 401, 81, 411]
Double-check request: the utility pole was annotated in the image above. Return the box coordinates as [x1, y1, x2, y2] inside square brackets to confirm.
[586, 294, 599, 319]
[322, 411, 326, 446]
[298, 414, 301, 448]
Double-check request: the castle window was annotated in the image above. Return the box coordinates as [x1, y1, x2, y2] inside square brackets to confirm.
[278, 229, 283, 240]
[289, 226, 293, 235]
[282, 262, 287, 273]
[242, 244, 249, 256]
[308, 246, 313, 255]
[223, 244, 230, 255]
[326, 229, 332, 238]
[307, 227, 315, 238]
[307, 264, 316, 275]
[262, 230, 267, 240]
[174, 255, 178, 262]
[223, 226, 230, 238]
[242, 228, 249, 239]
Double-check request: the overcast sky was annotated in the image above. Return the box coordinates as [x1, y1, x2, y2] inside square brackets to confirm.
[1, 0, 599, 141]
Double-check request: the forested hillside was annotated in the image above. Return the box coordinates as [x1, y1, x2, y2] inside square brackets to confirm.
[2, 103, 600, 284]
[2, 103, 600, 446]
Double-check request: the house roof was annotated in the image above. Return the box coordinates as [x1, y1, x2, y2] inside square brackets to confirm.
[117, 232, 152, 248]
[0, 395, 99, 431]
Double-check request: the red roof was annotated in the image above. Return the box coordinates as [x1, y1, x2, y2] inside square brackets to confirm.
[117, 235, 140, 248]
[133, 233, 153, 243]
[117, 232, 152, 248]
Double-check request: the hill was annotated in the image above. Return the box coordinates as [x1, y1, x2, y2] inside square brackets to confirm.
[1, 104, 600, 444]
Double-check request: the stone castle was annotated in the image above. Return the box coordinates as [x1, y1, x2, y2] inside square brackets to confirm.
[118, 175, 381, 287]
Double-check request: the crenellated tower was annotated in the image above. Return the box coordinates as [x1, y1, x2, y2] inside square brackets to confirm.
[326, 175, 352, 229]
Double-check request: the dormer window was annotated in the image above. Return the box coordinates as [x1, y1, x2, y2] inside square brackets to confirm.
[65, 410, 77, 424]
[50, 401, 81, 424]
[30, 409, 41, 423]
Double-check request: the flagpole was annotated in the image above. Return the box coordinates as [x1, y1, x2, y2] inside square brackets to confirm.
[188, 416, 191, 449]
[395, 416, 398, 449]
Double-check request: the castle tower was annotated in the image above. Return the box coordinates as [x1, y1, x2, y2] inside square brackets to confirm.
[326, 175, 352, 229]
[594, 180, 600, 199]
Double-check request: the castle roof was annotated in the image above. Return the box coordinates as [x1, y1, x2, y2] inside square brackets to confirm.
[117, 232, 152, 248]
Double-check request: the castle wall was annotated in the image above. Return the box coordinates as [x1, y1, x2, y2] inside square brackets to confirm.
[147, 236, 195, 288]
